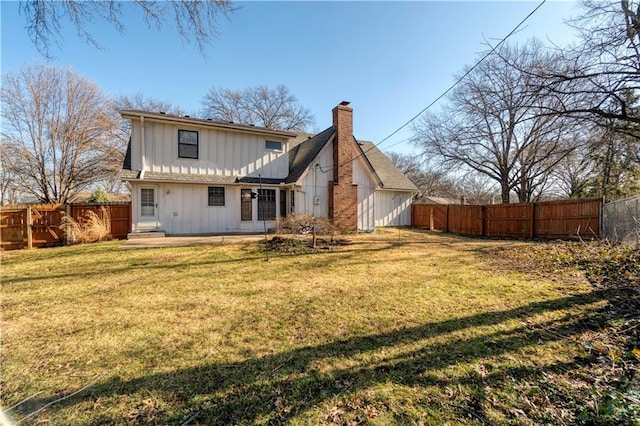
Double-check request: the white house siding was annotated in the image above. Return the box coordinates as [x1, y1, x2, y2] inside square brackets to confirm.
[130, 121, 290, 179]
[297, 141, 333, 218]
[375, 190, 413, 227]
[131, 182, 284, 234]
[353, 157, 375, 232]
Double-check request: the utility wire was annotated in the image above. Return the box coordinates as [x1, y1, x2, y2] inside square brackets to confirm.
[321, 0, 547, 174]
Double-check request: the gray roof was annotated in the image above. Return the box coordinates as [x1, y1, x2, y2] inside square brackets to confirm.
[359, 142, 419, 191]
[286, 126, 335, 184]
[120, 170, 285, 185]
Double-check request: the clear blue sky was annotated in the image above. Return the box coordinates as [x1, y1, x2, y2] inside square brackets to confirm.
[1, 1, 580, 155]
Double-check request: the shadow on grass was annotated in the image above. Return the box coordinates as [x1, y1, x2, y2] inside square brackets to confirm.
[17, 286, 635, 424]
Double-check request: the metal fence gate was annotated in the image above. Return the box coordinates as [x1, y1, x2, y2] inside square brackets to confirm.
[602, 195, 640, 245]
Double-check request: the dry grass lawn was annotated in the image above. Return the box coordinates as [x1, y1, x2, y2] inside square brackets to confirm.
[1, 228, 638, 425]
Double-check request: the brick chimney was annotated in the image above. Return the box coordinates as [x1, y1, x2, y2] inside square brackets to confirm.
[328, 102, 358, 232]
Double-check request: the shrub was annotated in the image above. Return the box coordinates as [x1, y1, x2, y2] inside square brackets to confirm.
[276, 214, 336, 248]
[62, 207, 111, 244]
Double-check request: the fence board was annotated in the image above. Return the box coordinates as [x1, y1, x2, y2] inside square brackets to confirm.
[1, 208, 28, 249]
[412, 198, 601, 240]
[448, 205, 483, 236]
[0, 202, 131, 250]
[534, 199, 600, 239]
[485, 204, 532, 238]
[31, 206, 64, 247]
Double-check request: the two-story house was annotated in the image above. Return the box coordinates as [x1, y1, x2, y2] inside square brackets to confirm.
[121, 102, 417, 235]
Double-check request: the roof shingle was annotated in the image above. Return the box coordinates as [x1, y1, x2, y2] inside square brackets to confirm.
[359, 141, 418, 191]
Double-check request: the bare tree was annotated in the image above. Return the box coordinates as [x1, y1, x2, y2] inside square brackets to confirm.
[457, 174, 499, 205]
[413, 41, 578, 203]
[386, 152, 459, 199]
[1, 63, 122, 204]
[552, 147, 593, 199]
[201, 85, 315, 131]
[585, 122, 640, 200]
[386, 151, 499, 203]
[0, 142, 22, 205]
[18, 1, 235, 58]
[115, 93, 186, 116]
[532, 0, 640, 137]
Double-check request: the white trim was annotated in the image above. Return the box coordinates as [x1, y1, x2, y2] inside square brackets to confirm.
[140, 115, 145, 180]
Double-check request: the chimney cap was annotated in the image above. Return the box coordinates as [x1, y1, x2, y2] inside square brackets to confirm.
[339, 101, 351, 106]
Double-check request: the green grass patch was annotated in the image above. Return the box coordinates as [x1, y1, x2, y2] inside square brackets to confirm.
[1, 230, 637, 425]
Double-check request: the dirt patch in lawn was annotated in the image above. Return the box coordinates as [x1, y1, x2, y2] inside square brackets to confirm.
[264, 235, 349, 254]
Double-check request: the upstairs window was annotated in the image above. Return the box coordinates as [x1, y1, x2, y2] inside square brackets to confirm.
[208, 187, 225, 206]
[265, 140, 282, 151]
[178, 129, 198, 159]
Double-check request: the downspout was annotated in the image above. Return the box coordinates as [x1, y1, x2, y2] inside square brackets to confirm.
[312, 164, 318, 216]
[139, 115, 146, 180]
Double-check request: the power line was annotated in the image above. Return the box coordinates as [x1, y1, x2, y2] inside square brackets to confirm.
[322, 0, 547, 174]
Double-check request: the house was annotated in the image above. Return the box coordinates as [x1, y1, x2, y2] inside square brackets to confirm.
[121, 102, 418, 235]
[414, 196, 462, 205]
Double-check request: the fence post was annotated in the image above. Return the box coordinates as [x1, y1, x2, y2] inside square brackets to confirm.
[26, 206, 33, 249]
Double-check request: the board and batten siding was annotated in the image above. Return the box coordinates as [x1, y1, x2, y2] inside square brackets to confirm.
[296, 140, 376, 231]
[375, 191, 413, 227]
[130, 121, 290, 179]
[160, 183, 240, 234]
[297, 140, 333, 218]
[353, 156, 375, 232]
[131, 182, 285, 234]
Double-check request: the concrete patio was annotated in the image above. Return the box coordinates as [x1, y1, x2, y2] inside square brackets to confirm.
[119, 233, 266, 249]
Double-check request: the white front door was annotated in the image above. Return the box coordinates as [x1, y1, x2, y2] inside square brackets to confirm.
[138, 186, 159, 229]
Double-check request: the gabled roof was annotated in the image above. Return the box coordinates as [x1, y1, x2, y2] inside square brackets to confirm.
[359, 142, 419, 191]
[286, 126, 335, 184]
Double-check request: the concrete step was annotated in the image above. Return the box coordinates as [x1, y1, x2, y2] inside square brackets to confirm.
[127, 231, 166, 239]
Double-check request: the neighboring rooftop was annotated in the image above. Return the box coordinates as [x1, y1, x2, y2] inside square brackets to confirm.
[415, 196, 461, 205]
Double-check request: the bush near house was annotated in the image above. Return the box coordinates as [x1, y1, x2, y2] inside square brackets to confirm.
[1, 230, 638, 425]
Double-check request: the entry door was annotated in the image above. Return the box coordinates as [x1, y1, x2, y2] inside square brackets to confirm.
[138, 186, 159, 229]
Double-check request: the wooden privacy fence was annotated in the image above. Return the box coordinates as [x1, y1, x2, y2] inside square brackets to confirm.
[1, 203, 131, 250]
[412, 198, 601, 240]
